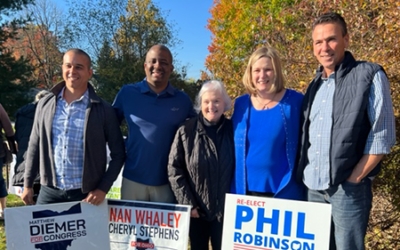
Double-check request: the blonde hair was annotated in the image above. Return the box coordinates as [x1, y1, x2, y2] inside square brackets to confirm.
[242, 47, 285, 95]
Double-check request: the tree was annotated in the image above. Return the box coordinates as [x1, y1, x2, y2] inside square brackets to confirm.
[4, 23, 63, 89]
[207, 0, 312, 98]
[207, 0, 400, 100]
[92, 0, 181, 102]
[64, 0, 127, 59]
[17, 0, 64, 88]
[94, 39, 123, 103]
[0, 0, 35, 117]
[207, 0, 400, 248]
[115, 0, 176, 60]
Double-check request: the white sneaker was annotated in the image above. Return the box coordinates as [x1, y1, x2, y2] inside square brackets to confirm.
[0, 210, 4, 220]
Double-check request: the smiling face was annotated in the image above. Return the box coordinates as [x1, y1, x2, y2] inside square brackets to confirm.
[312, 22, 349, 76]
[144, 45, 174, 93]
[251, 57, 275, 94]
[62, 51, 92, 92]
[201, 90, 226, 123]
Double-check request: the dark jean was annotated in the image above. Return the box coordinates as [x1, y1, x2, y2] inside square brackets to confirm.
[0, 158, 7, 198]
[189, 218, 223, 250]
[36, 185, 88, 204]
[307, 178, 372, 250]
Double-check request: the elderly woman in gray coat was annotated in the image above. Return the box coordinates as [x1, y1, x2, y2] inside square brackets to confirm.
[168, 80, 234, 250]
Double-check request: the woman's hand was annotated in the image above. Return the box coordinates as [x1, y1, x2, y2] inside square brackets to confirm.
[191, 208, 200, 218]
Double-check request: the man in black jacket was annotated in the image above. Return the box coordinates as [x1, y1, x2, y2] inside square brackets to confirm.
[21, 49, 125, 205]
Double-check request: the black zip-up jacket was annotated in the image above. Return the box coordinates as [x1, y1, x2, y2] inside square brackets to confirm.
[168, 114, 234, 221]
[13, 103, 37, 186]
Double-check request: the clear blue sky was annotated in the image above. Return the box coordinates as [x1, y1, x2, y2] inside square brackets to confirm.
[153, 0, 214, 80]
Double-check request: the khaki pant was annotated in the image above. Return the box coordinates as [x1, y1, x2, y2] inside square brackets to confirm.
[121, 177, 175, 203]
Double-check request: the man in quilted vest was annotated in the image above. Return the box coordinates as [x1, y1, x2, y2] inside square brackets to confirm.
[297, 12, 395, 250]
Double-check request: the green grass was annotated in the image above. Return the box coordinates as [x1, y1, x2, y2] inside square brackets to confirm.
[0, 194, 25, 250]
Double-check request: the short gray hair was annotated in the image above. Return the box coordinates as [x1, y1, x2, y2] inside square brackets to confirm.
[194, 80, 231, 113]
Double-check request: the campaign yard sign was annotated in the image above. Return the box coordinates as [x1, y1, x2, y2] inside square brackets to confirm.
[106, 170, 122, 200]
[108, 199, 191, 250]
[5, 201, 110, 250]
[222, 194, 332, 250]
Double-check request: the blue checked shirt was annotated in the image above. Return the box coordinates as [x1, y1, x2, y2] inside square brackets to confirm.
[52, 88, 89, 190]
[304, 70, 396, 190]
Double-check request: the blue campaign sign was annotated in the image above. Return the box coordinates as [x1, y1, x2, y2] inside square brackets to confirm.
[222, 194, 331, 250]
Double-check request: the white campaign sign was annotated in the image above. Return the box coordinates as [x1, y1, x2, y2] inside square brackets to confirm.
[222, 194, 332, 250]
[7, 155, 23, 196]
[108, 199, 191, 250]
[5, 201, 110, 250]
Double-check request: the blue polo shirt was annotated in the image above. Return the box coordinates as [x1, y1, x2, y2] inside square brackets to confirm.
[113, 80, 195, 185]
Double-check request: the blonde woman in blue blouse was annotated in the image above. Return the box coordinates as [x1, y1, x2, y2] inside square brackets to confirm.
[232, 47, 305, 199]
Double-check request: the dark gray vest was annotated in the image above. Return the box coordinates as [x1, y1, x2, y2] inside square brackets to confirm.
[297, 52, 384, 185]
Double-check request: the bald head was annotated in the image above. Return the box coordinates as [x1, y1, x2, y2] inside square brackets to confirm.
[146, 45, 173, 64]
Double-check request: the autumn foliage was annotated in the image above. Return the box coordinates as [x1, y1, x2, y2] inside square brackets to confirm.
[4, 24, 63, 89]
[207, 0, 399, 99]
